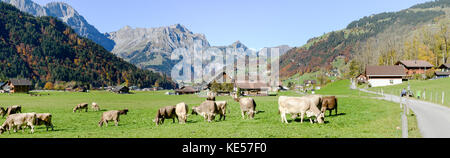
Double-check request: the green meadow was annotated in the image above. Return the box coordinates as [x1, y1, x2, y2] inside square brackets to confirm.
[0, 80, 420, 138]
[369, 77, 450, 107]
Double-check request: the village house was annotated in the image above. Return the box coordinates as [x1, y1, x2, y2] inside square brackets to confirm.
[175, 86, 200, 95]
[236, 82, 270, 96]
[8, 79, 32, 93]
[439, 63, 450, 72]
[365, 66, 406, 87]
[112, 86, 130, 94]
[435, 63, 450, 78]
[395, 60, 434, 76]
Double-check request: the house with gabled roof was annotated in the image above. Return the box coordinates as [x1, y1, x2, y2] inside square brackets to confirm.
[8, 79, 32, 93]
[395, 60, 434, 76]
[365, 66, 406, 87]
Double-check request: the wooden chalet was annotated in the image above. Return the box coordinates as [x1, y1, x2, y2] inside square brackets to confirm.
[175, 86, 199, 95]
[112, 86, 130, 94]
[395, 60, 434, 76]
[236, 82, 270, 96]
[9, 79, 32, 93]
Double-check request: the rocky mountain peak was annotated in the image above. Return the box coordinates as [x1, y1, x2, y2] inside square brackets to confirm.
[2, 0, 115, 51]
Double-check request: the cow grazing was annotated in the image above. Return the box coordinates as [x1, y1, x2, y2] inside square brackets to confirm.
[73, 103, 88, 113]
[215, 101, 227, 121]
[278, 95, 325, 124]
[321, 96, 338, 116]
[0, 107, 6, 118]
[191, 101, 218, 122]
[233, 94, 257, 119]
[36, 113, 54, 131]
[92, 102, 100, 111]
[0, 113, 38, 134]
[6, 105, 22, 116]
[98, 109, 128, 127]
[175, 102, 189, 124]
[155, 106, 177, 125]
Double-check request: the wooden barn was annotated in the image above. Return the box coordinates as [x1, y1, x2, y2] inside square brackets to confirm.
[236, 82, 269, 96]
[112, 86, 129, 94]
[395, 60, 434, 76]
[175, 86, 200, 95]
[9, 79, 32, 93]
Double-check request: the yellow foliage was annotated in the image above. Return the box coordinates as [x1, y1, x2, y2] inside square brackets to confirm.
[44, 82, 54, 90]
[418, 43, 435, 65]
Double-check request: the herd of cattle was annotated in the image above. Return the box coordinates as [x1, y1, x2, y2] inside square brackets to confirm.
[0, 93, 338, 135]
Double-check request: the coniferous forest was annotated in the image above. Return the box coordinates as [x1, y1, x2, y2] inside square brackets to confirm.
[0, 2, 175, 89]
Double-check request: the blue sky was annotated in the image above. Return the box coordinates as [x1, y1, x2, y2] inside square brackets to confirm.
[34, 0, 431, 49]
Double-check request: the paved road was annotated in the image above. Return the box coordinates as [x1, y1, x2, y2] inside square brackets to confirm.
[361, 89, 450, 138]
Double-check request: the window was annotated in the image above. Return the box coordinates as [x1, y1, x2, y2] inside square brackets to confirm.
[390, 80, 394, 84]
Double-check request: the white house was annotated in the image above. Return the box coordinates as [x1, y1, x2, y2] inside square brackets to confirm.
[365, 66, 406, 87]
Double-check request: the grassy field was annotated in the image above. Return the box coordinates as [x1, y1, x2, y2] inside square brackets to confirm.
[0, 80, 420, 138]
[369, 77, 450, 107]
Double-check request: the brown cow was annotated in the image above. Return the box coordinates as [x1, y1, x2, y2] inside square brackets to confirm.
[73, 103, 88, 113]
[215, 101, 227, 121]
[232, 93, 257, 119]
[175, 102, 189, 124]
[155, 106, 177, 125]
[321, 96, 338, 116]
[36, 113, 54, 131]
[0, 113, 38, 134]
[98, 109, 128, 127]
[92, 102, 100, 111]
[6, 105, 22, 116]
[278, 95, 325, 124]
[191, 101, 218, 122]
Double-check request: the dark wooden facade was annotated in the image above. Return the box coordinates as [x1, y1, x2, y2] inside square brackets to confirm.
[9, 79, 32, 93]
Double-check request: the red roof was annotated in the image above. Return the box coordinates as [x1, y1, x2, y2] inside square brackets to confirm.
[365, 66, 406, 76]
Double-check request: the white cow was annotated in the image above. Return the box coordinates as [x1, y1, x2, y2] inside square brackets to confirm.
[278, 95, 325, 124]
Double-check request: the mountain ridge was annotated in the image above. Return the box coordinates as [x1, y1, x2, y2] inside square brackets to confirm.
[1, 0, 115, 51]
[0, 2, 175, 88]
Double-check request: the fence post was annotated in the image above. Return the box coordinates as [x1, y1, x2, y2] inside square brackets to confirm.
[423, 90, 426, 100]
[406, 98, 410, 115]
[402, 100, 408, 138]
[400, 97, 403, 108]
[442, 92, 445, 105]
[431, 92, 433, 102]
[436, 92, 438, 104]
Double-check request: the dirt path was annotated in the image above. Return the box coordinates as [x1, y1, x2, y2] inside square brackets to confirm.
[361, 89, 450, 138]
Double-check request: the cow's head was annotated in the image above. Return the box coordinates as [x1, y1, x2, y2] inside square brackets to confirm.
[317, 112, 325, 124]
[191, 107, 198, 115]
